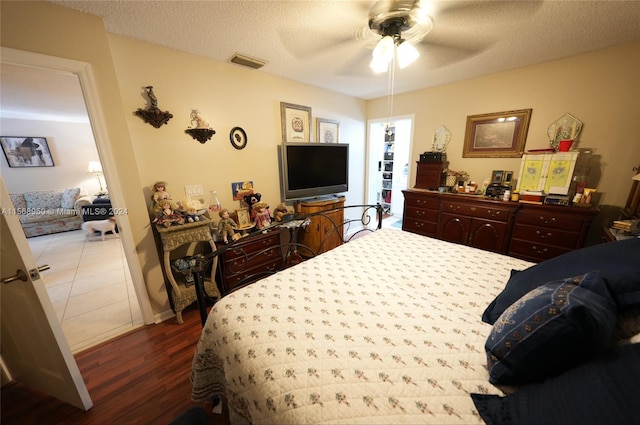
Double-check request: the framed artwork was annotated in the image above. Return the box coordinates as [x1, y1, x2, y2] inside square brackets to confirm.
[280, 102, 311, 143]
[1, 136, 55, 167]
[463, 109, 532, 158]
[316, 118, 339, 143]
[234, 208, 251, 228]
[231, 181, 254, 201]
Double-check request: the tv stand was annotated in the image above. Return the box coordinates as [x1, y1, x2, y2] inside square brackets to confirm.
[296, 196, 345, 256]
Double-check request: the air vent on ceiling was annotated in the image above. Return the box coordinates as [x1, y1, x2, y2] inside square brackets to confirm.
[229, 53, 266, 69]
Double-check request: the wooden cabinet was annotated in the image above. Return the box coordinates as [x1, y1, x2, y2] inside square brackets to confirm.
[297, 196, 345, 256]
[509, 204, 598, 262]
[438, 196, 517, 253]
[415, 162, 444, 190]
[402, 190, 440, 237]
[218, 228, 285, 295]
[402, 189, 597, 260]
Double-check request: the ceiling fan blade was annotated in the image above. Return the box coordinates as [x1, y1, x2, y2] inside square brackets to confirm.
[277, 1, 375, 60]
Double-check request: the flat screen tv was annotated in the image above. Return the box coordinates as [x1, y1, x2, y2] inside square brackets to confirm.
[278, 143, 349, 201]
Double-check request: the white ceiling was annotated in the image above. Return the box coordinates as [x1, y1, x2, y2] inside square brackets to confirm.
[2, 1, 640, 121]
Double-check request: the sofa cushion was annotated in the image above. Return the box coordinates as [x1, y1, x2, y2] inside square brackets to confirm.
[61, 187, 81, 209]
[23, 190, 64, 210]
[9, 193, 26, 210]
[482, 238, 640, 324]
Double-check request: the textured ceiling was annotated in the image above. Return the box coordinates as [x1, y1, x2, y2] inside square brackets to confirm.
[2, 1, 640, 122]
[49, 0, 640, 99]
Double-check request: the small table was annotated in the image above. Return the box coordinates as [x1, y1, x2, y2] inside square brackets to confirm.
[155, 219, 220, 324]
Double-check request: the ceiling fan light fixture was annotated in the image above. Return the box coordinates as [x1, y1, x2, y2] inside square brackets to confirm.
[396, 39, 419, 69]
[372, 35, 395, 62]
[370, 56, 390, 73]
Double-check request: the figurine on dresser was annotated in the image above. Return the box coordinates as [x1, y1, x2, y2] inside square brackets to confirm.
[151, 181, 179, 215]
[218, 209, 240, 243]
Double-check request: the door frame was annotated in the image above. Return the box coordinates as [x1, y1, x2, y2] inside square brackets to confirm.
[365, 114, 415, 212]
[1, 47, 154, 325]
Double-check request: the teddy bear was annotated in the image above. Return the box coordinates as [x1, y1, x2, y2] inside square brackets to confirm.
[184, 206, 200, 223]
[217, 209, 240, 243]
[252, 202, 272, 230]
[273, 203, 289, 222]
[242, 192, 262, 220]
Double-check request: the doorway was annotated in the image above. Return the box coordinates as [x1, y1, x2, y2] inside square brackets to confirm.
[367, 116, 414, 222]
[1, 49, 151, 353]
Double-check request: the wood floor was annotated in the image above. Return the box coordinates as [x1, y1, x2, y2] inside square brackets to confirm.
[1, 305, 231, 425]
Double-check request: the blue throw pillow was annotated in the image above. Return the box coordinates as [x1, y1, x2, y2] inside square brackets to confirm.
[485, 271, 616, 385]
[482, 238, 640, 325]
[472, 343, 640, 425]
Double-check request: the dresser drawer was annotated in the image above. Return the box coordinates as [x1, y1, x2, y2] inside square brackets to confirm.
[223, 257, 283, 291]
[404, 206, 438, 222]
[515, 209, 582, 232]
[404, 194, 439, 210]
[222, 232, 281, 260]
[509, 239, 571, 262]
[441, 201, 512, 223]
[402, 218, 437, 236]
[512, 224, 579, 248]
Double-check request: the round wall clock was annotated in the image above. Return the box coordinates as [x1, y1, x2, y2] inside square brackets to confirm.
[230, 127, 247, 150]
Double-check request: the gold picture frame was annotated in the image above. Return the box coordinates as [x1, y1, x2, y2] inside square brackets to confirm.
[280, 102, 312, 143]
[234, 208, 252, 229]
[463, 109, 532, 158]
[316, 118, 339, 143]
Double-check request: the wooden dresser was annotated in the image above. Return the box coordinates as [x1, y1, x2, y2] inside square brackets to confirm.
[509, 204, 598, 262]
[296, 196, 345, 256]
[217, 228, 286, 295]
[402, 189, 598, 261]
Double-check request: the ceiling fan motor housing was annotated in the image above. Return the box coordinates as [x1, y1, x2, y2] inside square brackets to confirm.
[368, 0, 432, 43]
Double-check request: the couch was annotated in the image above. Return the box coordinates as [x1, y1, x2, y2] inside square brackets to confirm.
[9, 188, 92, 238]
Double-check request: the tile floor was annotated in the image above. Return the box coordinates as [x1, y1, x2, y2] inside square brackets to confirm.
[27, 229, 143, 354]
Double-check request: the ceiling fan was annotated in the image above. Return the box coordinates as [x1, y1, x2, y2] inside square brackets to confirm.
[278, 1, 543, 79]
[366, 0, 433, 72]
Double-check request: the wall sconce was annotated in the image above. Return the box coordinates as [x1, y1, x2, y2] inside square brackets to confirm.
[135, 86, 173, 128]
[87, 160, 107, 195]
[185, 109, 215, 143]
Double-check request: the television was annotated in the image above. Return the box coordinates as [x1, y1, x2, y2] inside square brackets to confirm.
[278, 143, 349, 201]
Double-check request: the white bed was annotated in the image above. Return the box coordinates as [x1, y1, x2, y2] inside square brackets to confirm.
[191, 228, 534, 424]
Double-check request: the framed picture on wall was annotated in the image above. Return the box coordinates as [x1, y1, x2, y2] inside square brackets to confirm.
[280, 102, 312, 143]
[1, 136, 55, 167]
[316, 118, 339, 143]
[463, 109, 532, 158]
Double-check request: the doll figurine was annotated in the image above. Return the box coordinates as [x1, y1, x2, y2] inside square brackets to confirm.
[253, 202, 272, 230]
[151, 181, 179, 215]
[218, 209, 239, 243]
[185, 206, 200, 223]
[153, 200, 185, 227]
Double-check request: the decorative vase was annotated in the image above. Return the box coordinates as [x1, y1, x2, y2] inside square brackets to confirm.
[446, 175, 457, 186]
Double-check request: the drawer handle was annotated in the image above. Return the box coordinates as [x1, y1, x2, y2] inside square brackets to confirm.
[417, 210, 425, 216]
[470, 207, 476, 211]
[536, 230, 553, 239]
[531, 245, 548, 255]
[540, 216, 557, 224]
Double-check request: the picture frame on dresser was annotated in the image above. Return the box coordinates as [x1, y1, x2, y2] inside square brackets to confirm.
[280, 102, 312, 143]
[463, 109, 532, 158]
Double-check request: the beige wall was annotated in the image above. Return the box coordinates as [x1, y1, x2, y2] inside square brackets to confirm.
[368, 41, 640, 210]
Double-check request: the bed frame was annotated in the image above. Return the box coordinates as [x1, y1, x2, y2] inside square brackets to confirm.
[176, 203, 383, 326]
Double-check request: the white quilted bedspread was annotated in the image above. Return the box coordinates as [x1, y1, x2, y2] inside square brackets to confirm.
[192, 228, 533, 424]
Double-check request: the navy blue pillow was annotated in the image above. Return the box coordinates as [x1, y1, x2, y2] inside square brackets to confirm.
[472, 343, 640, 425]
[486, 271, 616, 385]
[482, 238, 640, 325]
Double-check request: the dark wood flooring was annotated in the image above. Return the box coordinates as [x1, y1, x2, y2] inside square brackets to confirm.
[1, 305, 231, 425]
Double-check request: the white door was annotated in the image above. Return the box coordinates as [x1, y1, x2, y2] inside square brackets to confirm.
[0, 177, 92, 410]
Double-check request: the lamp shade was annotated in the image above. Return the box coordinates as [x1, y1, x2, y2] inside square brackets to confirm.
[396, 40, 420, 69]
[87, 161, 102, 174]
[633, 173, 640, 182]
